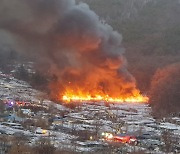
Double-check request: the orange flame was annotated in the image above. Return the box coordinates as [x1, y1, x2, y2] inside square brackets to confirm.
[52, 66, 149, 104]
[61, 90, 149, 103]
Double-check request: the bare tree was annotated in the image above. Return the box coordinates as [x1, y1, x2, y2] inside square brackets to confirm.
[0, 135, 8, 154]
[0, 100, 5, 113]
[8, 133, 33, 154]
[34, 137, 56, 154]
[149, 63, 180, 117]
[161, 130, 173, 153]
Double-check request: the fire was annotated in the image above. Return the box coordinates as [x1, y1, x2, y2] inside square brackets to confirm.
[52, 68, 149, 104]
[61, 90, 149, 103]
[1, 0, 149, 105]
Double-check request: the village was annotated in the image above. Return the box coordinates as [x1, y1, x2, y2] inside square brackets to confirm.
[0, 70, 180, 153]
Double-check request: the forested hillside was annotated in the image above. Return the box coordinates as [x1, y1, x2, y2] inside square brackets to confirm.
[78, 0, 180, 92]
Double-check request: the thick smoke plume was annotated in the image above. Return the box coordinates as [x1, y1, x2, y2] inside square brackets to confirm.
[0, 0, 141, 101]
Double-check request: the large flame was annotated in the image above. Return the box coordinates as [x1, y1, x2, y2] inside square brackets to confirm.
[51, 67, 149, 104]
[61, 89, 149, 103]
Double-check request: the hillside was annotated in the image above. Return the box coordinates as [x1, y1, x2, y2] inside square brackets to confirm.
[78, 0, 180, 91]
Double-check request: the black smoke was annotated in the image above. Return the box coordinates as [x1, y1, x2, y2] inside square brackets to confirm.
[0, 0, 140, 100]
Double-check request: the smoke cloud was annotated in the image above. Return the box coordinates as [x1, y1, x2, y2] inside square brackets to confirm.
[0, 0, 140, 100]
